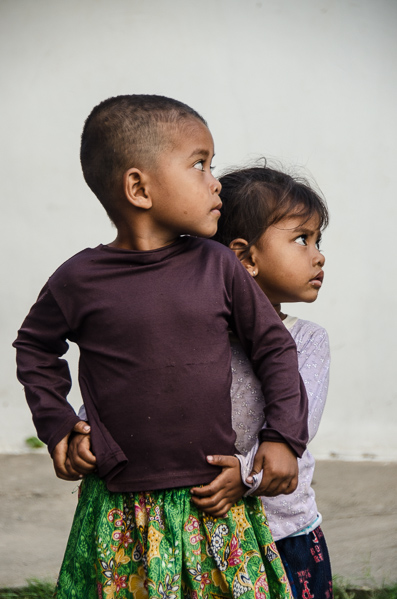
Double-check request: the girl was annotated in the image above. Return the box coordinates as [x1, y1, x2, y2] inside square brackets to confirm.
[192, 164, 333, 599]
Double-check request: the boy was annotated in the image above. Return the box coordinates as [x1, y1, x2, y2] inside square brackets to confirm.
[14, 95, 306, 595]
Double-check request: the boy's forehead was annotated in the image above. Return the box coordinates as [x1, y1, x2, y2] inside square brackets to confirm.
[163, 118, 214, 154]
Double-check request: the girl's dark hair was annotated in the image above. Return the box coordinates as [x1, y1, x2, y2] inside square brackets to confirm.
[213, 164, 329, 255]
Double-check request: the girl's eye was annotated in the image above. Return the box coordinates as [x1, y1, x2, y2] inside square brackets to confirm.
[295, 235, 307, 246]
[316, 239, 322, 250]
[193, 160, 205, 171]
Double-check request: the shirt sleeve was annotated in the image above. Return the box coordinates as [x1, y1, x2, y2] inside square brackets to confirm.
[13, 283, 80, 455]
[229, 259, 308, 457]
[78, 404, 87, 420]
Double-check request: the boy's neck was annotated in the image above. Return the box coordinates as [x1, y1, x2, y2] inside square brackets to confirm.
[109, 223, 180, 252]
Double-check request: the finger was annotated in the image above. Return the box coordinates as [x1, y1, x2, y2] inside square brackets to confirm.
[256, 472, 284, 496]
[282, 475, 298, 495]
[191, 495, 219, 509]
[246, 455, 263, 485]
[203, 501, 229, 518]
[258, 483, 282, 497]
[71, 454, 97, 470]
[68, 453, 96, 474]
[52, 440, 70, 479]
[190, 489, 224, 509]
[64, 456, 84, 479]
[53, 455, 81, 480]
[192, 496, 228, 517]
[73, 420, 91, 434]
[214, 501, 233, 518]
[74, 451, 97, 467]
[261, 477, 297, 496]
[190, 479, 223, 497]
[53, 469, 81, 481]
[68, 439, 96, 475]
[258, 474, 295, 497]
[73, 437, 97, 465]
[207, 455, 239, 468]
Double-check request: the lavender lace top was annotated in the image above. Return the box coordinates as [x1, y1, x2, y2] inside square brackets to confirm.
[231, 315, 330, 541]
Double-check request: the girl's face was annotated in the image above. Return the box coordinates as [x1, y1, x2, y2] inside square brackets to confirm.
[248, 211, 325, 308]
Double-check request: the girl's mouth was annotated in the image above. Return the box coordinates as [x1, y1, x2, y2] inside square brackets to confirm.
[310, 271, 324, 288]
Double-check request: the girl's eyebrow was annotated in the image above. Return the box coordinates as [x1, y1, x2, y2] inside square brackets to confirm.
[291, 224, 320, 235]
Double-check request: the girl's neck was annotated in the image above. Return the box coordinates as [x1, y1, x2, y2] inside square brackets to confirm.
[273, 303, 287, 321]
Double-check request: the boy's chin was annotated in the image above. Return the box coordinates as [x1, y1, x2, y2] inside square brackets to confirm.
[187, 227, 218, 239]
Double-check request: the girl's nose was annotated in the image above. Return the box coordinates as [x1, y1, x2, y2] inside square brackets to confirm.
[314, 248, 325, 266]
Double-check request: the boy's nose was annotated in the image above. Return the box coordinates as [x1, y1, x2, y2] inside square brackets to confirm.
[211, 175, 222, 195]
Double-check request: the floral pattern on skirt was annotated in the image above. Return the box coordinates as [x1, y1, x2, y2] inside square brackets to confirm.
[55, 474, 291, 599]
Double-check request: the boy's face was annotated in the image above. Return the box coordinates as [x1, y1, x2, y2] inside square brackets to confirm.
[145, 120, 222, 243]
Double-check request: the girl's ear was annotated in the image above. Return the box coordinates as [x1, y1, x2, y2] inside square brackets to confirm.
[123, 168, 153, 210]
[229, 238, 257, 277]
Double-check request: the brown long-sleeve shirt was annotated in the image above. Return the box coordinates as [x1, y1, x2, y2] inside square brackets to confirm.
[14, 236, 308, 492]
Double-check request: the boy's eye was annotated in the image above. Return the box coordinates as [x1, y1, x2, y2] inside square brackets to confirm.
[193, 160, 205, 171]
[316, 239, 322, 250]
[295, 235, 307, 246]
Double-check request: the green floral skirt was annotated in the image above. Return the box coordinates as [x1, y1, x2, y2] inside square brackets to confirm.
[55, 474, 291, 599]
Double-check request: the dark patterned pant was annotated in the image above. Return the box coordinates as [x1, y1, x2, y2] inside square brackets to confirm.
[276, 525, 333, 599]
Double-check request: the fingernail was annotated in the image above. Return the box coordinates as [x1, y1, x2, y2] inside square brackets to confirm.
[83, 425, 90, 432]
[207, 455, 214, 462]
[246, 477, 253, 483]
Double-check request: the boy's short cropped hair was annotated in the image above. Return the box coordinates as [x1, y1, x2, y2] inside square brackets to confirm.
[80, 95, 206, 222]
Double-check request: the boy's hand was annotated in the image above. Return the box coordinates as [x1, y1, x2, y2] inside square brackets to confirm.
[67, 430, 97, 475]
[190, 455, 246, 517]
[51, 421, 93, 481]
[247, 441, 298, 496]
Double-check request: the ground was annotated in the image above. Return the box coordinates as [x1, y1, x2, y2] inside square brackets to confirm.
[0, 455, 396, 588]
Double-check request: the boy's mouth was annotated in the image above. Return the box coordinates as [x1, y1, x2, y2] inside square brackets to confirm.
[211, 201, 222, 215]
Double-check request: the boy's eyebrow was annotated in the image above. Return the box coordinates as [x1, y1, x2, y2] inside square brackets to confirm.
[188, 148, 214, 159]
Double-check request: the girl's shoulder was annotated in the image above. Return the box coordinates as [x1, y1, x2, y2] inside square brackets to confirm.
[284, 315, 329, 353]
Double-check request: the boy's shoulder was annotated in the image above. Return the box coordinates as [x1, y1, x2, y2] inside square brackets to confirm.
[193, 237, 238, 259]
[46, 238, 239, 288]
[192, 238, 246, 281]
[49, 246, 101, 281]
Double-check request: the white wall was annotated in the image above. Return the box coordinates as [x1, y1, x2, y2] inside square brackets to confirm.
[1, 0, 396, 459]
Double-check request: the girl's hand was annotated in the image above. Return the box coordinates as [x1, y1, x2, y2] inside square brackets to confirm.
[51, 421, 92, 481]
[190, 455, 246, 517]
[247, 441, 298, 496]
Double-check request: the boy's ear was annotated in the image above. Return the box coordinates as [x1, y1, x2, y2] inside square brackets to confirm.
[123, 168, 152, 210]
[229, 238, 257, 277]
